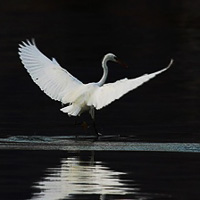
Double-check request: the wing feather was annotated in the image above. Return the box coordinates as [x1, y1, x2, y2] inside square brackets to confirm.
[18, 40, 83, 103]
[88, 60, 173, 110]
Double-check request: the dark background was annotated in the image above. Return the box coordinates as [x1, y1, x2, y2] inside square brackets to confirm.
[0, 2, 200, 200]
[0, 0, 200, 141]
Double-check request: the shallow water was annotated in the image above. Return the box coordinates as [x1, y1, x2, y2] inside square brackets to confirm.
[0, 136, 200, 152]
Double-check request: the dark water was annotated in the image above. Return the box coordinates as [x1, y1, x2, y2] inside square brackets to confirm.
[0, 150, 200, 200]
[0, 1, 200, 200]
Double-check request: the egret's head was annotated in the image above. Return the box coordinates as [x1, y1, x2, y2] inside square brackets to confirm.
[103, 53, 127, 67]
[104, 53, 118, 62]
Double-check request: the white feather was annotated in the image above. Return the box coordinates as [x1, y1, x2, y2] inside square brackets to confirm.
[18, 40, 83, 103]
[87, 62, 172, 110]
[19, 40, 173, 118]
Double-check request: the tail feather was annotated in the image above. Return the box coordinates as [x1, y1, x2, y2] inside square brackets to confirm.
[60, 104, 81, 116]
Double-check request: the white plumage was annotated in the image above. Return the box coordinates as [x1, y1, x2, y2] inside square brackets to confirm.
[18, 40, 173, 120]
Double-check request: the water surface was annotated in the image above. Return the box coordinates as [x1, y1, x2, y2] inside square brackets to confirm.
[1, 150, 200, 200]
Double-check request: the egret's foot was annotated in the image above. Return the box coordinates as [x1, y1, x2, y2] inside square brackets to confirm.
[96, 132, 102, 137]
[94, 128, 101, 137]
[93, 131, 102, 141]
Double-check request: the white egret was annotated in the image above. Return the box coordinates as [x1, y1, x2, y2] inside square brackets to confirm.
[18, 39, 173, 136]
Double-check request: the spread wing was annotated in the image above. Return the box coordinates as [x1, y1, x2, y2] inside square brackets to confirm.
[88, 59, 173, 110]
[18, 40, 83, 103]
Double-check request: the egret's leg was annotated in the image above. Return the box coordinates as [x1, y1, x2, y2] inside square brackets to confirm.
[89, 107, 101, 137]
[93, 120, 101, 137]
[89, 106, 95, 120]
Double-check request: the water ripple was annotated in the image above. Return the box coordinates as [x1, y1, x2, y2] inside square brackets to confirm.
[0, 136, 199, 153]
[30, 156, 136, 200]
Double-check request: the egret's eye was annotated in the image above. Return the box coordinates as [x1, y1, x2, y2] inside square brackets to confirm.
[114, 56, 118, 61]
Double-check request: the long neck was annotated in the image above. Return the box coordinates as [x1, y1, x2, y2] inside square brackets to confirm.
[97, 57, 108, 86]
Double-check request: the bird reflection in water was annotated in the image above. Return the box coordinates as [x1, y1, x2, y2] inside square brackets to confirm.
[31, 153, 136, 200]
